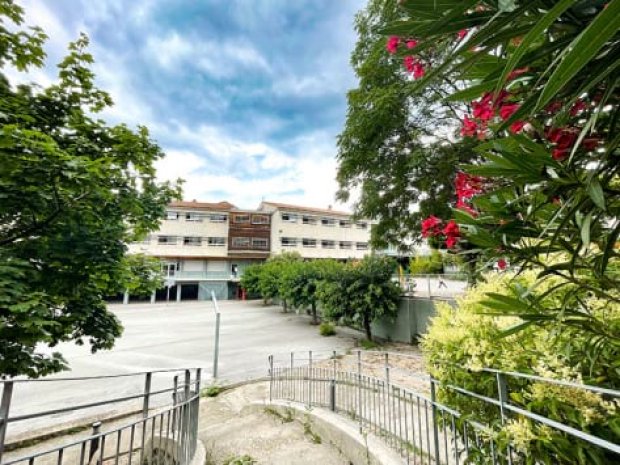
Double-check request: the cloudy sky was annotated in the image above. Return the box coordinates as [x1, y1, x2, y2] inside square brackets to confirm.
[15, 0, 364, 209]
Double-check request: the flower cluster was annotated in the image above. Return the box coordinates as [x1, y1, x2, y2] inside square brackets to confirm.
[455, 172, 483, 217]
[386, 35, 425, 79]
[460, 88, 526, 138]
[421, 215, 461, 249]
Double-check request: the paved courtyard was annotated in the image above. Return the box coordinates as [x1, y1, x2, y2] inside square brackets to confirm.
[6, 300, 358, 442]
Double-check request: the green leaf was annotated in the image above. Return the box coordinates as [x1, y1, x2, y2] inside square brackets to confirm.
[537, 0, 620, 111]
[495, 0, 575, 95]
[580, 213, 592, 247]
[587, 178, 606, 210]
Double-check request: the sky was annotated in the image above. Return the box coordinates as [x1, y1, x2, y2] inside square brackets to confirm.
[14, 0, 365, 210]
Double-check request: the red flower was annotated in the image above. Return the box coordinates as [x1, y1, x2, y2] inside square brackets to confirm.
[443, 220, 460, 237]
[386, 36, 400, 54]
[545, 101, 563, 114]
[456, 199, 478, 217]
[445, 236, 458, 249]
[403, 55, 415, 73]
[455, 172, 484, 201]
[546, 127, 578, 149]
[497, 258, 507, 270]
[472, 100, 494, 122]
[412, 62, 425, 79]
[461, 115, 478, 137]
[509, 121, 526, 134]
[570, 99, 587, 116]
[552, 148, 570, 161]
[421, 215, 442, 238]
[507, 67, 529, 81]
[499, 103, 520, 121]
[406, 39, 418, 49]
[457, 29, 468, 40]
[583, 137, 600, 151]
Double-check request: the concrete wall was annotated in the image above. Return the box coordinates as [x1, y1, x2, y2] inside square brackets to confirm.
[371, 297, 454, 343]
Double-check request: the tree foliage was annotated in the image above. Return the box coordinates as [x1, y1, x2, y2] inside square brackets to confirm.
[385, 1, 620, 346]
[0, 2, 181, 377]
[336, 0, 479, 251]
[318, 256, 401, 340]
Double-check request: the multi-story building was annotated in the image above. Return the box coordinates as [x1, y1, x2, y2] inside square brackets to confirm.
[124, 199, 372, 303]
[258, 201, 371, 260]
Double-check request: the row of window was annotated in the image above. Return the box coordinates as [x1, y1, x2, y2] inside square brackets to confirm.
[165, 211, 271, 225]
[280, 238, 368, 250]
[280, 213, 367, 229]
[230, 237, 269, 249]
[156, 236, 226, 246]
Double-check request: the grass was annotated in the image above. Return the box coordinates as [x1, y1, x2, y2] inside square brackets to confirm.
[222, 454, 256, 465]
[202, 385, 224, 398]
[319, 322, 336, 336]
[303, 416, 322, 444]
[264, 406, 294, 423]
[359, 339, 380, 350]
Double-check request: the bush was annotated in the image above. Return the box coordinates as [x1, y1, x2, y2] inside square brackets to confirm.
[423, 271, 620, 464]
[202, 385, 223, 398]
[319, 322, 336, 337]
[408, 249, 443, 275]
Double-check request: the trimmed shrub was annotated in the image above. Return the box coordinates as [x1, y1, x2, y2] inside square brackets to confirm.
[319, 322, 336, 337]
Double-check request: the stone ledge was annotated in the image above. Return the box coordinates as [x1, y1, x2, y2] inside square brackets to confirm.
[247, 400, 404, 465]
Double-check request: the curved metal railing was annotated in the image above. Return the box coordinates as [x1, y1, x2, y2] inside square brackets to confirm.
[0, 368, 201, 465]
[268, 350, 620, 465]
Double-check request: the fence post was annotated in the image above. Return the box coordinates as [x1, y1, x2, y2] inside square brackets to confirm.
[357, 350, 362, 431]
[196, 368, 202, 395]
[269, 355, 274, 402]
[429, 376, 441, 465]
[143, 372, 152, 418]
[213, 312, 221, 379]
[0, 381, 14, 463]
[88, 421, 101, 463]
[330, 379, 336, 412]
[427, 275, 431, 297]
[172, 375, 178, 433]
[384, 353, 390, 384]
[496, 372, 514, 464]
[308, 350, 313, 408]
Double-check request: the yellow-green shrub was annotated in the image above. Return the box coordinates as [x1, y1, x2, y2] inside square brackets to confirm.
[423, 271, 620, 465]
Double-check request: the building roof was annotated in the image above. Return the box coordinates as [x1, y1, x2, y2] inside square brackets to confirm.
[259, 201, 353, 217]
[169, 200, 237, 211]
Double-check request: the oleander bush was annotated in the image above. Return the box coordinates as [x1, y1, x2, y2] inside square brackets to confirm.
[423, 271, 620, 465]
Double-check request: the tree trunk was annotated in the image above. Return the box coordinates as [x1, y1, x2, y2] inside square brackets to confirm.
[311, 301, 318, 324]
[363, 315, 372, 341]
[283, 299, 288, 313]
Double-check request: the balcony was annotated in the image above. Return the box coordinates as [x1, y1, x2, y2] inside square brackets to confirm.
[171, 270, 242, 281]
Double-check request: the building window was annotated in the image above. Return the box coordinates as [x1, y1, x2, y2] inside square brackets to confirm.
[356, 222, 368, 229]
[209, 214, 227, 222]
[252, 214, 270, 225]
[165, 211, 179, 221]
[281, 213, 298, 223]
[233, 214, 250, 223]
[321, 240, 336, 249]
[321, 218, 337, 227]
[131, 235, 151, 245]
[356, 242, 369, 250]
[252, 238, 269, 249]
[208, 237, 226, 246]
[339, 241, 352, 249]
[162, 262, 180, 277]
[339, 220, 352, 228]
[281, 237, 297, 247]
[158, 235, 177, 245]
[183, 236, 202, 246]
[302, 216, 317, 225]
[302, 238, 317, 248]
[185, 212, 203, 222]
[232, 237, 251, 248]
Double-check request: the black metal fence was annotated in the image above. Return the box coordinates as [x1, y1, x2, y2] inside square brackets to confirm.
[0, 369, 201, 465]
[269, 350, 620, 465]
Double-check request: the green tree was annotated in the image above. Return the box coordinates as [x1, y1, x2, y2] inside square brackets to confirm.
[0, 2, 181, 377]
[239, 264, 263, 299]
[121, 255, 164, 297]
[319, 256, 401, 340]
[336, 0, 478, 251]
[385, 1, 620, 346]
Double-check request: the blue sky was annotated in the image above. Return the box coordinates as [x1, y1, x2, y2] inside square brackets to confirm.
[15, 0, 364, 209]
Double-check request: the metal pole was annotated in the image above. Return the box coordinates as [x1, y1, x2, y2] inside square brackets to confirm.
[308, 350, 313, 408]
[430, 376, 441, 465]
[195, 368, 202, 395]
[143, 372, 152, 418]
[269, 355, 274, 402]
[211, 291, 221, 380]
[0, 381, 14, 463]
[357, 350, 362, 431]
[330, 379, 336, 412]
[384, 353, 390, 384]
[497, 373, 514, 465]
[427, 275, 431, 297]
[88, 421, 101, 463]
[172, 375, 178, 433]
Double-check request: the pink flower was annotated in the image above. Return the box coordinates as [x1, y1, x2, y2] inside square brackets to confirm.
[456, 199, 478, 217]
[460, 115, 478, 137]
[509, 121, 526, 134]
[472, 100, 494, 122]
[455, 172, 484, 201]
[421, 215, 442, 238]
[552, 148, 570, 161]
[499, 103, 520, 121]
[412, 62, 425, 79]
[443, 220, 460, 237]
[497, 258, 507, 270]
[386, 36, 400, 54]
[457, 29, 468, 40]
[404, 55, 415, 73]
[406, 39, 418, 49]
[445, 236, 458, 249]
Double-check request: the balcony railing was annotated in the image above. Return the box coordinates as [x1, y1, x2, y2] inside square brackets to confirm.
[170, 271, 242, 281]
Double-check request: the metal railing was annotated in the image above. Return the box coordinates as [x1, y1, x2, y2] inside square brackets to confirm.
[393, 274, 468, 298]
[0, 368, 201, 465]
[268, 350, 620, 464]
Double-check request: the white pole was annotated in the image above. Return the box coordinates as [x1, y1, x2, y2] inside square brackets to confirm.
[211, 291, 221, 379]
